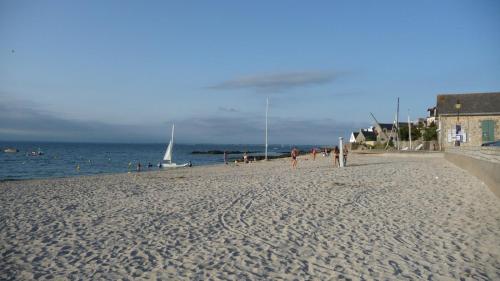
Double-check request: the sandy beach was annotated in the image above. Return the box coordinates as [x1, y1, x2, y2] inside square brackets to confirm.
[1, 153, 499, 280]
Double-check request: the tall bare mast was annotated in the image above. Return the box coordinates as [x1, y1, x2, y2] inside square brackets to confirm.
[369, 112, 381, 126]
[171, 124, 175, 147]
[370, 112, 389, 141]
[265, 97, 269, 160]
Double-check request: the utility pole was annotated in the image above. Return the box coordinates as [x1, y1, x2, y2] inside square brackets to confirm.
[396, 97, 400, 150]
[408, 109, 412, 150]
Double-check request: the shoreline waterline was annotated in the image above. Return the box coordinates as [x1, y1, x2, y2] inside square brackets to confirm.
[0, 142, 311, 181]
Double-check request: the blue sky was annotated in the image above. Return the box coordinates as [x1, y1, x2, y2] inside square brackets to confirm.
[1, 0, 499, 144]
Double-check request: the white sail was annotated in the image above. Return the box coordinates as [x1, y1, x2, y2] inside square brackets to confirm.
[161, 124, 190, 168]
[163, 125, 175, 162]
[163, 140, 172, 162]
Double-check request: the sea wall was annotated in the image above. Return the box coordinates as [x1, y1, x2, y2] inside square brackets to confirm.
[398, 140, 439, 151]
[349, 140, 439, 151]
[444, 146, 500, 198]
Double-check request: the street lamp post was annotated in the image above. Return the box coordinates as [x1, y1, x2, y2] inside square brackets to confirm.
[455, 100, 461, 147]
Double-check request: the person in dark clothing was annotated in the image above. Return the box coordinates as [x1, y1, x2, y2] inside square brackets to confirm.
[291, 147, 299, 169]
[333, 146, 340, 167]
[343, 145, 348, 166]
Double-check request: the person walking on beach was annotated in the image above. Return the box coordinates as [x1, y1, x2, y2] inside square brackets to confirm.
[224, 150, 228, 165]
[136, 162, 142, 172]
[343, 145, 348, 166]
[243, 152, 248, 164]
[291, 147, 298, 169]
[333, 146, 340, 167]
[312, 147, 317, 161]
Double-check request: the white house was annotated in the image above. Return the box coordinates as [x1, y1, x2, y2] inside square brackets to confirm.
[349, 132, 359, 143]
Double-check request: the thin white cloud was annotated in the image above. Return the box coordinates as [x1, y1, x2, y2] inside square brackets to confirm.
[209, 71, 339, 92]
[218, 106, 239, 112]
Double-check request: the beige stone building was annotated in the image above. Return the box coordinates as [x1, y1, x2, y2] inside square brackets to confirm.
[373, 123, 407, 143]
[355, 129, 377, 146]
[437, 92, 500, 149]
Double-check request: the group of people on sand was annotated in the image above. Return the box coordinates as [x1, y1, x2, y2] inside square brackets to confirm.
[227, 151, 256, 165]
[332, 145, 349, 167]
[291, 145, 348, 168]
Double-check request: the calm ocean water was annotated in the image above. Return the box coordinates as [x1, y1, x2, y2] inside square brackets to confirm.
[0, 142, 314, 180]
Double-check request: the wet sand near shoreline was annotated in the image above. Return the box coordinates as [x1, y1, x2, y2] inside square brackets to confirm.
[1, 153, 499, 280]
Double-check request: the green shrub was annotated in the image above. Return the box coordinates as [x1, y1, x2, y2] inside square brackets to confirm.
[422, 122, 438, 141]
[399, 126, 422, 141]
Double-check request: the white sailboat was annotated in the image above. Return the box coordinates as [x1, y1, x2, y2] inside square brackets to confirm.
[161, 124, 190, 168]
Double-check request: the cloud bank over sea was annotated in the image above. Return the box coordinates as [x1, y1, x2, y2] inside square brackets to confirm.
[0, 94, 360, 144]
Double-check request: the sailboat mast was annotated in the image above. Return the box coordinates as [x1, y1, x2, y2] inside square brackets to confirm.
[170, 124, 175, 164]
[171, 124, 175, 144]
[265, 97, 269, 160]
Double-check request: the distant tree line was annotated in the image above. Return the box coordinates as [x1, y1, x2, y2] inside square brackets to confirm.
[398, 122, 437, 141]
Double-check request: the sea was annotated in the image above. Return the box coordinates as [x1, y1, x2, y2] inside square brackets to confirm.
[0, 142, 315, 181]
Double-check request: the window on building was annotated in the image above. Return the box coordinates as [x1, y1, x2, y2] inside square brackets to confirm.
[481, 120, 495, 142]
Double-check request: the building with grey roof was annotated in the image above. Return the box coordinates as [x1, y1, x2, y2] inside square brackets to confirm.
[355, 130, 377, 146]
[436, 92, 500, 149]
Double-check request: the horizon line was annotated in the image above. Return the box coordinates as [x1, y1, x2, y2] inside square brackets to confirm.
[0, 140, 331, 146]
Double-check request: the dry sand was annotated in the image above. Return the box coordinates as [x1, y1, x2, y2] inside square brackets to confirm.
[1, 153, 500, 280]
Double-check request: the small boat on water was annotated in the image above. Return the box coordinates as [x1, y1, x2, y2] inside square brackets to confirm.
[161, 124, 190, 168]
[29, 148, 44, 156]
[3, 147, 19, 153]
